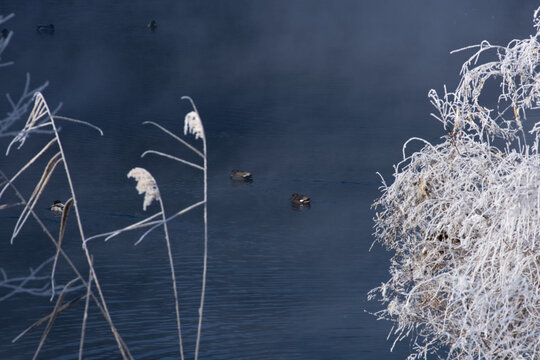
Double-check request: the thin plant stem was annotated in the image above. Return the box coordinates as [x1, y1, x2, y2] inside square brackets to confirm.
[157, 194, 185, 360]
[141, 150, 204, 171]
[33, 278, 80, 360]
[79, 258, 94, 360]
[185, 96, 207, 360]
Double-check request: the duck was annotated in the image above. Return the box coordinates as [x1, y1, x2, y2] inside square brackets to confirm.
[49, 200, 64, 216]
[291, 193, 310, 206]
[148, 20, 157, 31]
[36, 24, 55, 33]
[1, 28, 9, 39]
[231, 169, 253, 182]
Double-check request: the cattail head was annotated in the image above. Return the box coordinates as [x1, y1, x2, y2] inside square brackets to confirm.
[127, 167, 160, 211]
[184, 111, 205, 140]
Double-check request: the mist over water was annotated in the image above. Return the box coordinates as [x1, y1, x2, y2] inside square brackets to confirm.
[0, 1, 538, 359]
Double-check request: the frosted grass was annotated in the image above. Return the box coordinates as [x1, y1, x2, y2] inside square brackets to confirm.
[371, 8, 540, 360]
[0, 91, 210, 359]
[0, 13, 211, 358]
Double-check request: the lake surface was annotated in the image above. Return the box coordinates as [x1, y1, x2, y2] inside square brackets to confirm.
[0, 1, 538, 359]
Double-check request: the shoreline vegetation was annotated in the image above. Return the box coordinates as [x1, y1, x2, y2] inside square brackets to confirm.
[370, 7, 540, 360]
[0, 13, 209, 359]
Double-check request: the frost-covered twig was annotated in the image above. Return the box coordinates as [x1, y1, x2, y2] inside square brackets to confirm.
[1, 73, 51, 137]
[0, 257, 84, 301]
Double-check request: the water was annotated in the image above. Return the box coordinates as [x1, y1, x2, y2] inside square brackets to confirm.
[0, 1, 537, 359]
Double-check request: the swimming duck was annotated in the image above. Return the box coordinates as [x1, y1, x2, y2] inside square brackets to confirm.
[291, 193, 310, 206]
[36, 24, 55, 33]
[1, 29, 9, 39]
[231, 169, 253, 182]
[148, 20, 157, 31]
[49, 200, 64, 216]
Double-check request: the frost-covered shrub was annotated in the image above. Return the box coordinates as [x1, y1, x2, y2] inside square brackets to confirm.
[370, 8, 540, 360]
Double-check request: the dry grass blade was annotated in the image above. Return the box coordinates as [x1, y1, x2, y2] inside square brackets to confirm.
[6, 93, 51, 154]
[12, 294, 85, 344]
[0, 138, 57, 199]
[33, 278, 80, 359]
[50, 197, 74, 300]
[27, 93, 48, 128]
[11, 152, 63, 243]
[143, 121, 204, 158]
[53, 116, 103, 136]
[59, 198, 73, 242]
[141, 150, 204, 171]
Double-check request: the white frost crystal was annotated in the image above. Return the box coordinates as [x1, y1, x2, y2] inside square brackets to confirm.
[127, 167, 160, 211]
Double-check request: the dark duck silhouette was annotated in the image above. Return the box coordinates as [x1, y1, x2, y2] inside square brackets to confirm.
[36, 24, 55, 34]
[148, 20, 157, 31]
[291, 193, 311, 206]
[49, 200, 64, 216]
[231, 169, 253, 182]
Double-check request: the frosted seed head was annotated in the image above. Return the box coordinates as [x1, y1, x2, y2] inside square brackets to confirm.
[127, 167, 160, 211]
[184, 111, 205, 140]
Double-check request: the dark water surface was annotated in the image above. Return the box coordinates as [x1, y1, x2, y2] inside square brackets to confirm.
[0, 1, 538, 359]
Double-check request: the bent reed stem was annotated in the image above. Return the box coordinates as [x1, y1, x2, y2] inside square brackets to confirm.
[45, 101, 131, 360]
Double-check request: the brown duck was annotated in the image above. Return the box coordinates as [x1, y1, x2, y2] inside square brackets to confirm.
[231, 169, 253, 182]
[291, 193, 310, 206]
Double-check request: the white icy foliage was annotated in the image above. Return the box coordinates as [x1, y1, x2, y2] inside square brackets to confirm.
[127, 167, 160, 211]
[184, 111, 204, 140]
[371, 8, 540, 360]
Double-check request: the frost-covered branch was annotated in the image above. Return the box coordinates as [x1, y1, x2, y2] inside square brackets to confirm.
[0, 73, 51, 138]
[0, 257, 85, 301]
